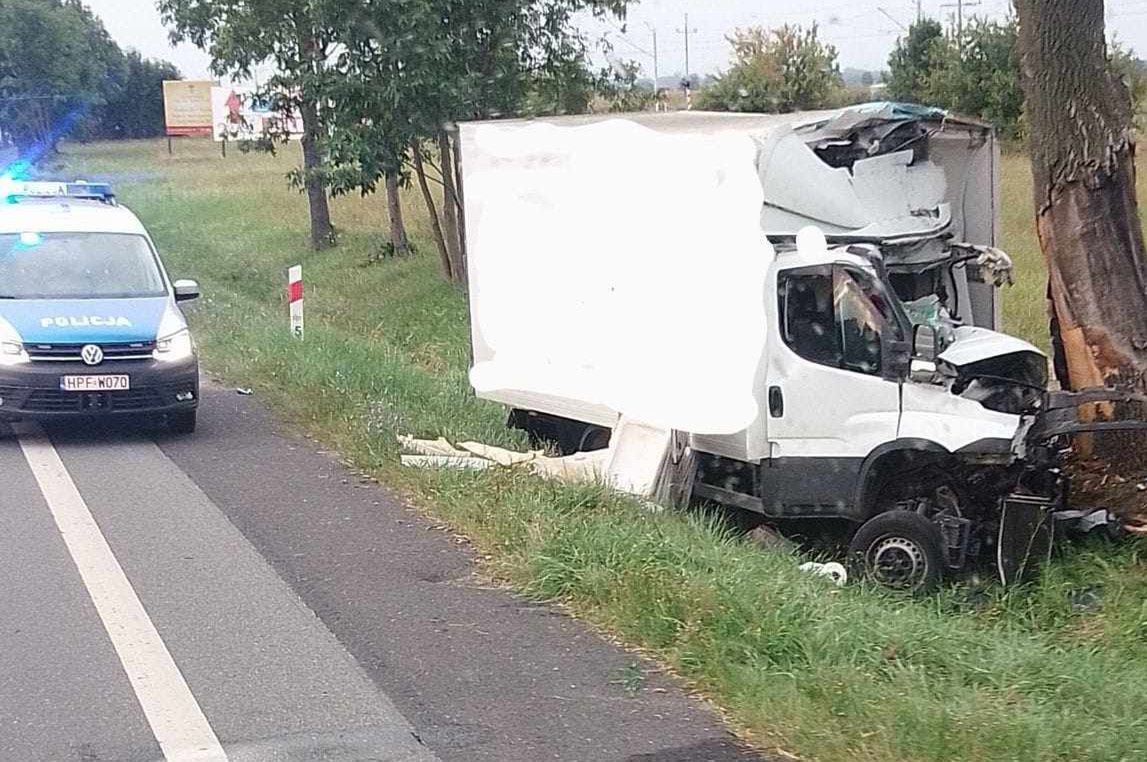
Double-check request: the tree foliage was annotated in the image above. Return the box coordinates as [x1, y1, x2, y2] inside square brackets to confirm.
[924, 19, 1024, 136]
[302, 0, 629, 277]
[887, 16, 1144, 139]
[87, 52, 181, 140]
[160, 0, 337, 249]
[699, 24, 842, 113]
[0, 0, 172, 154]
[886, 19, 944, 104]
[603, 61, 657, 113]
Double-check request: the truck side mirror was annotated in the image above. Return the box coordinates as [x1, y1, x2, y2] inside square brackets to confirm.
[913, 324, 938, 361]
[910, 324, 939, 380]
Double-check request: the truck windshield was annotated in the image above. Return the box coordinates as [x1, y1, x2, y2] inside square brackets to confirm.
[0, 232, 166, 300]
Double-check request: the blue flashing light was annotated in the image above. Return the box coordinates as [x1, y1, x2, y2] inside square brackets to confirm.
[0, 179, 116, 204]
[18, 231, 42, 247]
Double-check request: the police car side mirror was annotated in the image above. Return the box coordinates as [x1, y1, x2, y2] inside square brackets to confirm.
[174, 279, 201, 302]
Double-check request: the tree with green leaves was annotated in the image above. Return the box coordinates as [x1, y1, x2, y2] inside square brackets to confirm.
[159, 0, 337, 250]
[0, 0, 124, 157]
[604, 60, 657, 113]
[886, 19, 944, 104]
[922, 19, 1023, 137]
[699, 24, 841, 113]
[313, 0, 628, 283]
[88, 52, 181, 140]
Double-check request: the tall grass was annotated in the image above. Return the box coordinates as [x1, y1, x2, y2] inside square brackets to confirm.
[60, 137, 1147, 761]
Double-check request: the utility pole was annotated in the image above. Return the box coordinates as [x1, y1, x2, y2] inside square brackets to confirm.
[676, 13, 698, 108]
[917, 0, 923, 23]
[940, 0, 981, 43]
[645, 22, 660, 104]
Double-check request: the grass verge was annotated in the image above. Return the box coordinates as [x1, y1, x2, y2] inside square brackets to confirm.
[61, 138, 1147, 761]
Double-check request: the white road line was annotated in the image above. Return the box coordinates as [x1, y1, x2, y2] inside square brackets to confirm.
[15, 423, 228, 761]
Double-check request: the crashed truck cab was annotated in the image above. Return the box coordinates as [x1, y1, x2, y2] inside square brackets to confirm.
[459, 104, 1143, 591]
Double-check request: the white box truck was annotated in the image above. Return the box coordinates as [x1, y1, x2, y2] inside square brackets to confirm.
[459, 104, 1143, 590]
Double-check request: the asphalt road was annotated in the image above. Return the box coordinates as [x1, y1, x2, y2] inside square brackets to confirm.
[0, 380, 759, 762]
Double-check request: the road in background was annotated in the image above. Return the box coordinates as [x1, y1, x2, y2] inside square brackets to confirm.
[1, 381, 757, 761]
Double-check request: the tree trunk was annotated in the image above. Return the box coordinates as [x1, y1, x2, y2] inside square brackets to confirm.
[450, 128, 469, 273]
[412, 142, 453, 280]
[1015, 0, 1147, 393]
[384, 170, 410, 256]
[297, 96, 335, 250]
[438, 130, 466, 284]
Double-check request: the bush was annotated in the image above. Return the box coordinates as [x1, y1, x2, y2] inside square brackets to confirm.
[700, 24, 842, 113]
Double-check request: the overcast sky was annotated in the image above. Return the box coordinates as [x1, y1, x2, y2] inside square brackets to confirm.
[85, 0, 1147, 82]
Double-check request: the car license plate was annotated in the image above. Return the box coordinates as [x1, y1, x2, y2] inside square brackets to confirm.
[60, 375, 130, 392]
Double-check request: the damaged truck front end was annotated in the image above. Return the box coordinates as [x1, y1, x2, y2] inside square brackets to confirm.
[459, 104, 1147, 592]
[726, 103, 1147, 590]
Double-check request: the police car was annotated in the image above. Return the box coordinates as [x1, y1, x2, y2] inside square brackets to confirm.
[0, 180, 200, 433]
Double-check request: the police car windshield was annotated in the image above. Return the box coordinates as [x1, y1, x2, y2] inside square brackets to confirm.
[0, 232, 166, 300]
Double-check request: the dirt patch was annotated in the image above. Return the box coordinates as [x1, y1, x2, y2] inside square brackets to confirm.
[1068, 454, 1147, 523]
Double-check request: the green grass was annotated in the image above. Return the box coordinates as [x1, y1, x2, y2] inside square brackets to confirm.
[61, 137, 1147, 761]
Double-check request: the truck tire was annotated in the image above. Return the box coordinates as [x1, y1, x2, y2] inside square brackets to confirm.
[848, 511, 944, 592]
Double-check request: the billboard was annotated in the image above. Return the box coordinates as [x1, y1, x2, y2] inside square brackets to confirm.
[162, 80, 215, 137]
[210, 86, 303, 142]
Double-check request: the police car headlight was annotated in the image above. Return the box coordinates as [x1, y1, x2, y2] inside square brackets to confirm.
[153, 329, 194, 362]
[0, 317, 28, 366]
[0, 340, 29, 366]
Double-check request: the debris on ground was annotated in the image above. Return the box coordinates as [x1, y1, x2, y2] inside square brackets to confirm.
[799, 561, 848, 586]
[1068, 454, 1147, 523]
[397, 419, 683, 503]
[747, 525, 796, 552]
[235, 387, 254, 396]
[399, 454, 495, 470]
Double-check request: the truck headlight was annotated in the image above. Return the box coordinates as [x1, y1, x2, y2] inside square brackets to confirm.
[153, 329, 194, 363]
[0, 340, 28, 366]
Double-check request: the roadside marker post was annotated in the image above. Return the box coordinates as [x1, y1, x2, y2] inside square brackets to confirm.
[288, 266, 304, 339]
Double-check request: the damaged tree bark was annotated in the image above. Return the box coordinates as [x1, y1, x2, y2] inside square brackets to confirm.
[1015, 0, 1147, 398]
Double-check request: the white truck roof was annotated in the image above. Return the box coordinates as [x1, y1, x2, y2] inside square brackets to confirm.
[0, 198, 149, 236]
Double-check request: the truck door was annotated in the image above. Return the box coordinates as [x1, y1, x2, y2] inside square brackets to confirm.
[761, 264, 903, 516]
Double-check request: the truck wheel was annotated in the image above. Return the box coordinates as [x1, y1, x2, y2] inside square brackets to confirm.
[848, 511, 944, 592]
[167, 410, 197, 435]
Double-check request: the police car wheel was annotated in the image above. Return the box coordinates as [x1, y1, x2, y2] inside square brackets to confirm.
[168, 410, 197, 434]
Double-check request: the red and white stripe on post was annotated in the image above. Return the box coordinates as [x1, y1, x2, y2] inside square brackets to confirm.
[288, 265, 304, 339]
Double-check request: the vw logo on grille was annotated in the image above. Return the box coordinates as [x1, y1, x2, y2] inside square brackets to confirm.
[80, 344, 104, 366]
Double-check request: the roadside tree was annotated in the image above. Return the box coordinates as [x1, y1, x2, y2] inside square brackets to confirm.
[0, 0, 124, 157]
[159, 0, 337, 250]
[1014, 0, 1147, 453]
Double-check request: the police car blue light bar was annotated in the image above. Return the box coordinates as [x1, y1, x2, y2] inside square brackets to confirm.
[0, 179, 115, 204]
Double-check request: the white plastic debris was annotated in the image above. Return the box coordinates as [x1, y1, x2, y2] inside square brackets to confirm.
[799, 561, 848, 586]
[457, 441, 542, 466]
[398, 435, 473, 459]
[399, 454, 494, 471]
